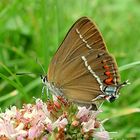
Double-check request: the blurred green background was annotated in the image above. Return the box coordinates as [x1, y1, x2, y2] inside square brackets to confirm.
[0, 0, 140, 139]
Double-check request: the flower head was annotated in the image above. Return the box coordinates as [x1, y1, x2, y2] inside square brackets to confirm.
[0, 96, 109, 139]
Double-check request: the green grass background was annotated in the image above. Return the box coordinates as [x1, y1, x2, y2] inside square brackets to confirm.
[0, 0, 140, 139]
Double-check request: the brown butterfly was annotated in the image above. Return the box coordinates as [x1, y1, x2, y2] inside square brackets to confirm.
[41, 17, 128, 105]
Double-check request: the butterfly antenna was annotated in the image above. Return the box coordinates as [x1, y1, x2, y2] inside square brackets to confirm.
[16, 72, 40, 77]
[36, 58, 46, 74]
[16, 72, 35, 75]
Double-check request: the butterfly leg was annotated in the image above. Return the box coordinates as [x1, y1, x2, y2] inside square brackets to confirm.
[41, 86, 45, 97]
[41, 85, 50, 100]
[92, 94, 106, 102]
[46, 86, 49, 97]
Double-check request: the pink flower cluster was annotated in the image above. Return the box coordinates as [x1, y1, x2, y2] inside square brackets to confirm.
[0, 98, 109, 140]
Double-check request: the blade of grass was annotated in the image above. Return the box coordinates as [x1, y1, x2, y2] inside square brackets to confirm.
[55, 0, 61, 45]
[40, 0, 49, 68]
[0, 90, 18, 102]
[0, 61, 23, 87]
[0, 43, 27, 58]
[24, 78, 40, 93]
[102, 107, 140, 119]
[119, 61, 140, 71]
[0, 72, 29, 101]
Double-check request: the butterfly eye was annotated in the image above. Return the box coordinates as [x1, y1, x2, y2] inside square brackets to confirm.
[40, 75, 46, 83]
[43, 77, 46, 83]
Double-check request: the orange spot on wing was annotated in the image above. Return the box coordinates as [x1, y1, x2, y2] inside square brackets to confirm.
[105, 71, 111, 76]
[105, 77, 114, 85]
[103, 65, 109, 69]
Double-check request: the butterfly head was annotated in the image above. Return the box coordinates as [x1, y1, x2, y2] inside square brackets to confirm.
[40, 75, 48, 85]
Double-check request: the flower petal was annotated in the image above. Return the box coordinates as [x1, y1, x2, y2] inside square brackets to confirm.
[94, 131, 109, 140]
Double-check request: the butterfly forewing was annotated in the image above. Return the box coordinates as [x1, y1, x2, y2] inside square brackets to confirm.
[48, 17, 108, 82]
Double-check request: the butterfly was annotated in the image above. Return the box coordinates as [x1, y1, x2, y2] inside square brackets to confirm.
[41, 17, 128, 106]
